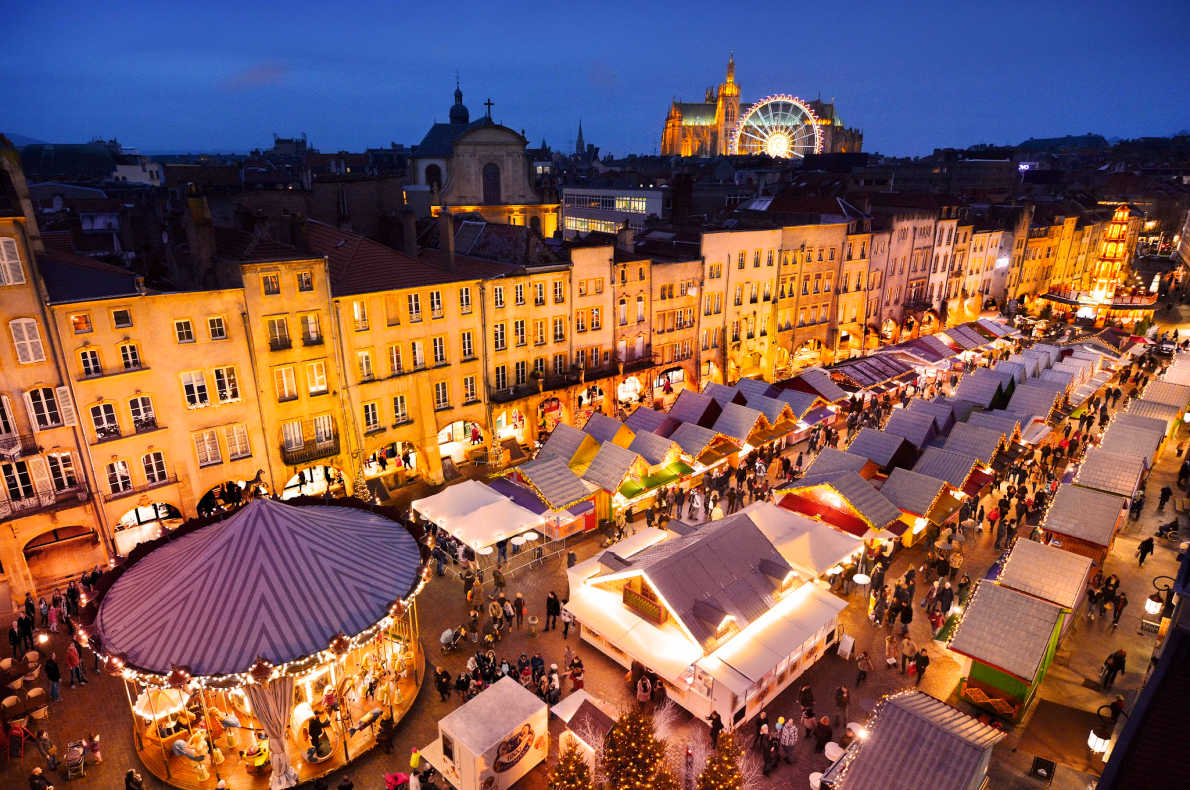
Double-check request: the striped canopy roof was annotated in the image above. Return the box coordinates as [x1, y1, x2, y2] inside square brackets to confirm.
[96, 499, 422, 676]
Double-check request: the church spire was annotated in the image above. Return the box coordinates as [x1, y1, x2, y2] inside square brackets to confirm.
[726, 51, 735, 83]
[575, 120, 585, 155]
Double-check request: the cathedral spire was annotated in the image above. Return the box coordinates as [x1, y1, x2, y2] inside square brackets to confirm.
[575, 120, 585, 155]
[726, 51, 735, 83]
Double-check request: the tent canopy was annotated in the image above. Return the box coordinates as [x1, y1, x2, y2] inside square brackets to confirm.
[413, 480, 542, 548]
[97, 499, 422, 676]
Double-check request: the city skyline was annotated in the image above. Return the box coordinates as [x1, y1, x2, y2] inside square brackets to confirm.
[4, 0, 1190, 157]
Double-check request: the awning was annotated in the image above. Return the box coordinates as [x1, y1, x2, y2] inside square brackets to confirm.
[802, 406, 835, 426]
[962, 468, 996, 497]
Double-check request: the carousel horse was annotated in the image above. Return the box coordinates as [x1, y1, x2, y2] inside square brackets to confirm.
[348, 707, 384, 735]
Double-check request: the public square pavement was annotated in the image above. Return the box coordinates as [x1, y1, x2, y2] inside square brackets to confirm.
[3, 348, 1182, 790]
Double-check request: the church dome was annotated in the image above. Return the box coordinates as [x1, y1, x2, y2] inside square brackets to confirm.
[450, 83, 469, 125]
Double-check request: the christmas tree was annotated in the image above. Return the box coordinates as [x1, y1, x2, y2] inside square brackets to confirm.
[602, 710, 668, 789]
[696, 733, 743, 790]
[549, 743, 593, 790]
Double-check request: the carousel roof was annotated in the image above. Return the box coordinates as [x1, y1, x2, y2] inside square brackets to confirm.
[96, 498, 422, 676]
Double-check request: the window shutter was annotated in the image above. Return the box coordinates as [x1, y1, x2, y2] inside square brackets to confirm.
[0, 394, 12, 435]
[29, 456, 54, 504]
[1, 238, 24, 285]
[24, 391, 40, 432]
[55, 387, 78, 426]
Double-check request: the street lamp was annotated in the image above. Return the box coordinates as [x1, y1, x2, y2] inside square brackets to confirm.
[1087, 704, 1117, 760]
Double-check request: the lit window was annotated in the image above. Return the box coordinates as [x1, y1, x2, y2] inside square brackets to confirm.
[71, 314, 92, 333]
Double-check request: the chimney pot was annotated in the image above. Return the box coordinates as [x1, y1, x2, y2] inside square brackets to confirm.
[399, 208, 418, 258]
[439, 210, 456, 271]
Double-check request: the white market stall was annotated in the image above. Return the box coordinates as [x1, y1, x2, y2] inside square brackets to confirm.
[412, 480, 544, 550]
[421, 677, 548, 790]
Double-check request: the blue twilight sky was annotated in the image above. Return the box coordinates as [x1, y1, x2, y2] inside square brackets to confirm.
[4, 0, 1189, 157]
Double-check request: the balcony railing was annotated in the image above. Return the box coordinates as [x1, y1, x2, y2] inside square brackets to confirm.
[93, 424, 122, 443]
[0, 433, 41, 458]
[133, 417, 160, 434]
[103, 475, 178, 503]
[269, 336, 292, 351]
[302, 333, 324, 346]
[2, 485, 90, 517]
[280, 434, 340, 465]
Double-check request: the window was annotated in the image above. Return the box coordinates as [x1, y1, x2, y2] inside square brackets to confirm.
[120, 344, 141, 370]
[80, 349, 102, 377]
[181, 371, 209, 408]
[514, 320, 526, 346]
[463, 376, 476, 403]
[553, 354, 566, 375]
[737, 251, 745, 270]
[461, 331, 474, 359]
[493, 323, 508, 351]
[353, 300, 369, 331]
[307, 361, 327, 394]
[0, 237, 26, 285]
[194, 430, 222, 467]
[495, 365, 508, 390]
[554, 281, 565, 303]
[0, 396, 13, 436]
[90, 403, 118, 438]
[142, 451, 168, 484]
[534, 282, 545, 306]
[262, 273, 280, 295]
[174, 319, 195, 343]
[514, 283, 524, 305]
[71, 313, 92, 333]
[358, 351, 374, 381]
[10, 319, 45, 363]
[494, 286, 505, 308]
[301, 314, 321, 344]
[26, 388, 62, 429]
[225, 424, 251, 459]
[709, 262, 722, 279]
[411, 341, 424, 368]
[578, 280, 587, 296]
[47, 453, 77, 491]
[208, 316, 227, 340]
[434, 381, 449, 409]
[591, 307, 601, 330]
[267, 317, 289, 349]
[553, 317, 565, 343]
[393, 395, 409, 423]
[575, 348, 586, 368]
[106, 461, 132, 494]
[459, 286, 472, 313]
[112, 309, 132, 328]
[534, 319, 545, 345]
[515, 360, 527, 385]
[533, 357, 545, 377]
[618, 299, 628, 326]
[408, 293, 422, 321]
[130, 395, 155, 431]
[429, 290, 443, 318]
[432, 336, 446, 365]
[274, 367, 297, 401]
[636, 296, 645, 323]
[363, 402, 380, 432]
[282, 420, 303, 450]
[297, 271, 313, 291]
[214, 366, 240, 402]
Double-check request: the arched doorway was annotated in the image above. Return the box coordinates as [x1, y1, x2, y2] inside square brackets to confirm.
[24, 526, 106, 591]
[792, 340, 824, 368]
[113, 502, 183, 556]
[197, 475, 269, 517]
[653, 367, 686, 405]
[438, 420, 486, 471]
[362, 441, 420, 496]
[482, 162, 501, 204]
[282, 465, 347, 500]
[880, 318, 899, 343]
[616, 376, 643, 410]
[424, 163, 442, 191]
[575, 384, 606, 425]
[495, 408, 527, 445]
[538, 397, 566, 434]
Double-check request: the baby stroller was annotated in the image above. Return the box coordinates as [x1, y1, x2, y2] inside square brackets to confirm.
[64, 739, 87, 780]
[439, 626, 466, 654]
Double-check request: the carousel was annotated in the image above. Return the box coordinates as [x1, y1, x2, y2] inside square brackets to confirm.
[93, 498, 428, 790]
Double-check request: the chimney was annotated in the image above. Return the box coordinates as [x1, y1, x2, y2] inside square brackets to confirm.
[399, 208, 418, 258]
[616, 225, 634, 254]
[439, 210, 455, 271]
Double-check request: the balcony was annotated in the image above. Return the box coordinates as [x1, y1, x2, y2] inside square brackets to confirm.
[269, 336, 292, 351]
[103, 475, 178, 503]
[133, 417, 161, 435]
[93, 424, 122, 443]
[280, 434, 340, 465]
[490, 383, 541, 404]
[302, 333, 324, 346]
[903, 298, 933, 312]
[0, 433, 41, 458]
[354, 320, 369, 332]
[3, 485, 90, 517]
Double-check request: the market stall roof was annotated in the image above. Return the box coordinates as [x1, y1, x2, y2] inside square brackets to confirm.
[966, 410, 1022, 438]
[1142, 380, 1190, 409]
[703, 381, 746, 406]
[913, 447, 980, 489]
[879, 468, 950, 518]
[943, 422, 1004, 464]
[1125, 398, 1182, 424]
[1074, 448, 1146, 499]
[669, 422, 726, 458]
[668, 389, 721, 427]
[745, 394, 794, 426]
[517, 455, 594, 510]
[538, 423, 600, 472]
[1021, 348, 1053, 371]
[883, 409, 938, 449]
[804, 447, 875, 478]
[1007, 381, 1062, 422]
[948, 582, 1063, 683]
[1162, 357, 1190, 387]
[954, 369, 1007, 408]
[628, 430, 681, 467]
[1098, 422, 1164, 467]
[738, 501, 863, 577]
[1042, 483, 1125, 546]
[820, 690, 1005, 790]
[938, 395, 978, 421]
[1038, 368, 1075, 391]
[784, 470, 903, 533]
[551, 691, 615, 744]
[625, 406, 680, 437]
[948, 324, 992, 350]
[1112, 412, 1169, 438]
[831, 354, 915, 389]
[1007, 353, 1040, 378]
[487, 476, 593, 519]
[847, 428, 918, 468]
[711, 402, 767, 442]
[993, 360, 1027, 384]
[774, 388, 822, 419]
[735, 377, 776, 400]
[438, 677, 546, 756]
[977, 318, 1019, 338]
[997, 539, 1092, 610]
[412, 480, 543, 547]
[582, 413, 635, 447]
[96, 499, 422, 676]
[791, 366, 849, 402]
[1053, 359, 1093, 385]
[907, 399, 957, 434]
[1032, 343, 1063, 368]
[583, 442, 644, 492]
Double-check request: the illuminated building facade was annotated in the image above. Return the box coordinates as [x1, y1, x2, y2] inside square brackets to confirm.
[560, 186, 668, 239]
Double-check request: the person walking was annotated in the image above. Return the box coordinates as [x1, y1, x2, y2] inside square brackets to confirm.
[1102, 649, 1126, 690]
[560, 606, 575, 639]
[544, 591, 561, 631]
[1159, 485, 1173, 511]
[1137, 536, 1155, 567]
[29, 767, 51, 790]
[65, 640, 86, 687]
[855, 651, 873, 687]
[1112, 592, 1128, 629]
[778, 714, 798, 763]
[44, 653, 61, 702]
[914, 649, 931, 686]
[884, 633, 898, 669]
[900, 636, 918, 674]
[36, 730, 58, 770]
[707, 711, 723, 748]
[434, 667, 451, 702]
[513, 593, 525, 629]
[833, 685, 850, 727]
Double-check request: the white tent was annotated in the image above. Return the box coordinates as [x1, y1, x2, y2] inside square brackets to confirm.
[737, 501, 863, 578]
[412, 480, 543, 549]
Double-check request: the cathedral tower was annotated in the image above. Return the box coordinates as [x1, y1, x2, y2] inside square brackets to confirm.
[715, 52, 740, 154]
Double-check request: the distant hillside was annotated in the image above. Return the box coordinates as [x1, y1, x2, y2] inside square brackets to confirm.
[3, 133, 47, 147]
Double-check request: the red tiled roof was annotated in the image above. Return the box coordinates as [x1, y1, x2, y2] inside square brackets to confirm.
[214, 227, 303, 263]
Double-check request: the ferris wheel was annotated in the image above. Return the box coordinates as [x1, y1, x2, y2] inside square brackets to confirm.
[731, 94, 823, 158]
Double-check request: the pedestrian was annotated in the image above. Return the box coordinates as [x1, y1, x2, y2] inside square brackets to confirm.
[855, 651, 872, 687]
[492, 564, 505, 592]
[707, 711, 723, 747]
[1101, 649, 1126, 690]
[751, 710, 770, 748]
[36, 729, 58, 770]
[834, 685, 849, 727]
[44, 653, 61, 702]
[812, 716, 833, 753]
[30, 767, 51, 790]
[513, 593, 525, 629]
[798, 683, 814, 711]
[1112, 592, 1128, 628]
[900, 635, 918, 674]
[635, 674, 652, 707]
[544, 591, 561, 631]
[65, 640, 86, 687]
[434, 667, 451, 702]
[800, 706, 816, 738]
[1137, 536, 1155, 567]
[1159, 485, 1173, 511]
[560, 606, 575, 639]
[883, 633, 898, 669]
[778, 714, 798, 763]
[914, 649, 931, 686]
[124, 769, 144, 790]
[762, 736, 780, 776]
[337, 775, 354, 790]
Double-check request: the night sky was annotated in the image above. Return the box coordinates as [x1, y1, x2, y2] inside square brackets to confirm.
[5, 0, 1189, 157]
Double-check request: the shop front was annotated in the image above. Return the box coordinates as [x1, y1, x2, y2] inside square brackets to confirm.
[537, 396, 567, 435]
[113, 502, 183, 557]
[282, 465, 348, 500]
[616, 376, 645, 411]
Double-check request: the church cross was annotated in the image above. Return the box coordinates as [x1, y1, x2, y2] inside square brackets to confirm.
[484, 98, 494, 118]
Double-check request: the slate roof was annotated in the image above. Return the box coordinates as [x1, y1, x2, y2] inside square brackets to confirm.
[1074, 448, 1146, 498]
[774, 388, 821, 418]
[1125, 398, 1181, 424]
[942, 423, 1004, 463]
[711, 402, 765, 442]
[669, 422, 721, 457]
[847, 428, 915, 467]
[825, 690, 1005, 790]
[583, 412, 632, 446]
[605, 513, 792, 649]
[880, 468, 948, 517]
[998, 539, 1092, 609]
[1042, 483, 1125, 545]
[38, 251, 142, 302]
[703, 382, 744, 406]
[625, 406, 680, 437]
[1142, 380, 1190, 409]
[745, 394, 793, 426]
[993, 360, 1027, 384]
[1098, 422, 1163, 464]
[831, 354, 914, 388]
[954, 369, 1006, 408]
[793, 367, 848, 402]
[791, 471, 902, 530]
[907, 399, 957, 433]
[735, 377, 775, 400]
[1008, 382, 1062, 421]
[628, 431, 679, 466]
[883, 410, 938, 449]
[517, 455, 591, 510]
[966, 410, 1022, 438]
[668, 390, 720, 427]
[913, 447, 980, 489]
[538, 423, 595, 465]
[804, 447, 870, 477]
[413, 115, 518, 157]
[582, 443, 642, 492]
[949, 582, 1063, 682]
